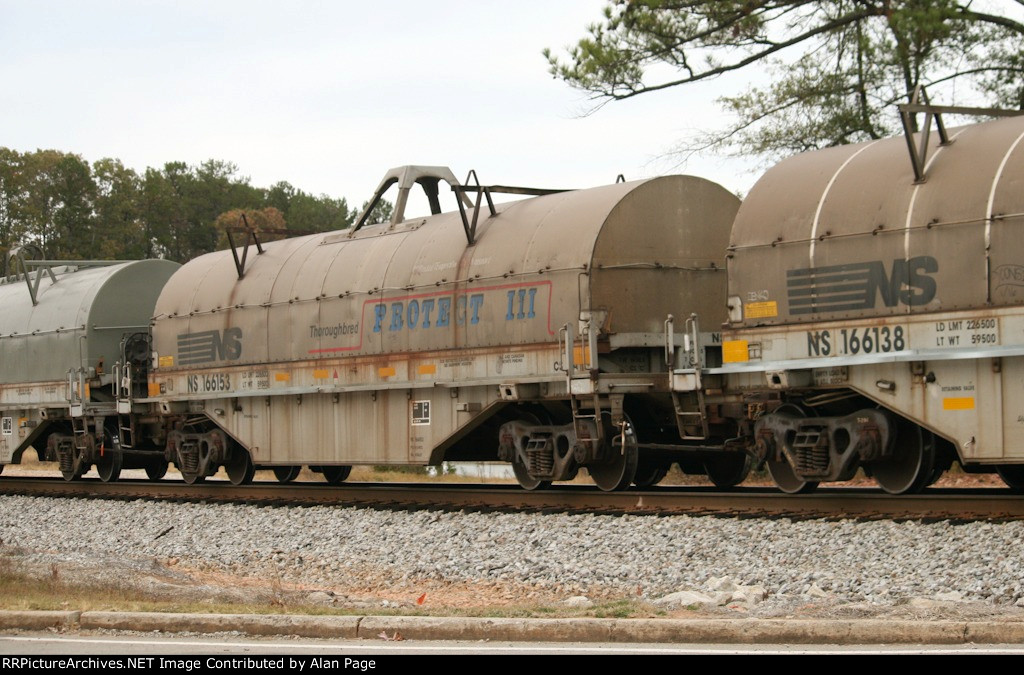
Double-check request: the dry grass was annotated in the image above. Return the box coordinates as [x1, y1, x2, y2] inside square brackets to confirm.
[0, 553, 664, 618]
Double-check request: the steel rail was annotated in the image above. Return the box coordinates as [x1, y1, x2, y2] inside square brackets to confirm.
[0, 477, 1022, 521]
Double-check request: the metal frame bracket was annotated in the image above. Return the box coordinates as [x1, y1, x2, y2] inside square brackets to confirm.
[226, 213, 265, 280]
[453, 171, 570, 245]
[898, 85, 1023, 183]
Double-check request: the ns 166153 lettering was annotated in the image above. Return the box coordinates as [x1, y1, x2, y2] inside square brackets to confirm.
[187, 373, 232, 393]
[806, 326, 906, 357]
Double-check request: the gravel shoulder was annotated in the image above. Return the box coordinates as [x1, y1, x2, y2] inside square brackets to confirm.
[2, 494, 1024, 627]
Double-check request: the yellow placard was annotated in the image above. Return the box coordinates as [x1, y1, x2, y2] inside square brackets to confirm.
[274, 372, 291, 382]
[417, 364, 437, 375]
[722, 340, 750, 363]
[313, 369, 329, 379]
[158, 355, 174, 368]
[572, 346, 591, 367]
[378, 366, 396, 377]
[943, 397, 975, 410]
[745, 301, 778, 319]
[148, 382, 161, 397]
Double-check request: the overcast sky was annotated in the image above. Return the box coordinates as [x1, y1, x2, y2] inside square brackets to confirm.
[1, 1, 758, 214]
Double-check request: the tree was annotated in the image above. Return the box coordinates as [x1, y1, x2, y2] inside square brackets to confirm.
[92, 158, 146, 259]
[358, 197, 393, 226]
[15, 150, 95, 258]
[265, 180, 296, 216]
[546, 1, 1024, 160]
[139, 160, 266, 262]
[287, 191, 356, 233]
[213, 206, 288, 249]
[0, 147, 365, 264]
[0, 148, 27, 262]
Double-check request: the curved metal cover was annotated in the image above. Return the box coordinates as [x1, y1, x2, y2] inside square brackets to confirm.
[592, 175, 736, 334]
[153, 174, 737, 369]
[0, 260, 180, 384]
[729, 115, 1024, 326]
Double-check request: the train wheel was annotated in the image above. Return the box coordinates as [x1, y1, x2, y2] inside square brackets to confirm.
[180, 469, 205, 485]
[59, 446, 87, 482]
[589, 418, 639, 492]
[321, 466, 352, 485]
[512, 455, 551, 490]
[273, 466, 302, 483]
[929, 439, 955, 487]
[96, 451, 122, 483]
[225, 449, 255, 486]
[766, 457, 819, 494]
[145, 463, 168, 481]
[764, 404, 817, 494]
[996, 465, 1024, 491]
[508, 411, 553, 490]
[94, 428, 122, 483]
[632, 459, 669, 488]
[704, 453, 751, 489]
[872, 421, 935, 495]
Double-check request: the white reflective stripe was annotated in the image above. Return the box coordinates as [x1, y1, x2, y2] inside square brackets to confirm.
[902, 128, 968, 265]
[709, 342, 1024, 375]
[985, 127, 1024, 252]
[809, 142, 878, 267]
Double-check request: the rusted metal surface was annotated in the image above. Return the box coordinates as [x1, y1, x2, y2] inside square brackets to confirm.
[897, 86, 1024, 183]
[153, 174, 733, 368]
[148, 171, 739, 470]
[0, 260, 178, 386]
[1, 477, 1021, 521]
[0, 259, 180, 465]
[717, 115, 1024, 474]
[728, 115, 1024, 328]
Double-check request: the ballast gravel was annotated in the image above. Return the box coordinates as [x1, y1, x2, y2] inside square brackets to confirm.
[2, 494, 1023, 614]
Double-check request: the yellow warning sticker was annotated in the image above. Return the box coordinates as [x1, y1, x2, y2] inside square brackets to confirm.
[417, 364, 437, 375]
[943, 397, 975, 410]
[313, 369, 329, 379]
[158, 355, 174, 368]
[745, 301, 778, 319]
[722, 340, 750, 363]
[378, 366, 396, 377]
[274, 372, 291, 382]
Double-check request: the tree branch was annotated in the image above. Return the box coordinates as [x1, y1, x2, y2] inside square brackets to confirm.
[957, 8, 1024, 35]
[605, 8, 874, 100]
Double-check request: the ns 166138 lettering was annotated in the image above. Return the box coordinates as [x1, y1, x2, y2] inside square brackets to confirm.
[806, 326, 906, 357]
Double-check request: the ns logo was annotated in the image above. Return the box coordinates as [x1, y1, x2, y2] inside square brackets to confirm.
[787, 256, 938, 315]
[177, 328, 243, 365]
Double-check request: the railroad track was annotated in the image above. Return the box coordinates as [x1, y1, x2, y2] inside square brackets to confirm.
[1, 476, 1022, 521]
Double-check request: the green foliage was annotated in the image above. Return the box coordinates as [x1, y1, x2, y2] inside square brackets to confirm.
[92, 158, 146, 259]
[358, 196, 394, 226]
[547, 0, 1024, 160]
[289, 191, 356, 234]
[371, 464, 431, 475]
[0, 151, 363, 264]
